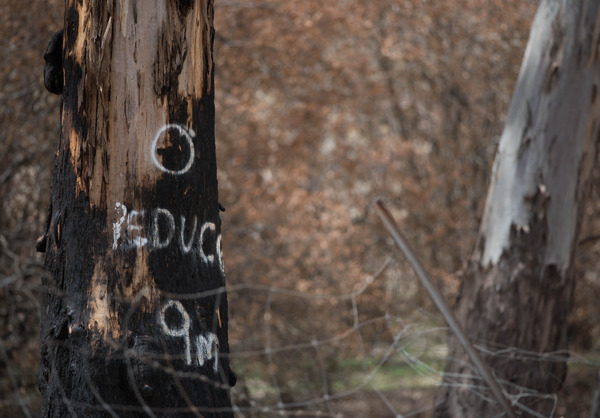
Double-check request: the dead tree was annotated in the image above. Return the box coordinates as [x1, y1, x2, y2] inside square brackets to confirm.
[434, 0, 600, 416]
[38, 1, 234, 416]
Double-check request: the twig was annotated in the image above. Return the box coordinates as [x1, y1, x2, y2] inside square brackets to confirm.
[373, 199, 517, 418]
[0, 339, 32, 418]
[579, 234, 600, 247]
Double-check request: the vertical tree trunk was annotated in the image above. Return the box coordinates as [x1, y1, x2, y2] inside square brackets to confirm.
[435, 0, 600, 416]
[39, 1, 234, 416]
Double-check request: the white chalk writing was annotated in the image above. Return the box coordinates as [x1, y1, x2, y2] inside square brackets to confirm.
[194, 333, 218, 371]
[180, 215, 197, 253]
[116, 123, 225, 372]
[128, 210, 148, 247]
[199, 222, 216, 264]
[112, 202, 127, 249]
[158, 300, 219, 372]
[152, 208, 175, 249]
[217, 234, 224, 275]
[150, 124, 196, 175]
[112, 203, 223, 268]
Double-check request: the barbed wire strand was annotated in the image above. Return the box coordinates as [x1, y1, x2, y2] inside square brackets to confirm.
[4, 217, 598, 416]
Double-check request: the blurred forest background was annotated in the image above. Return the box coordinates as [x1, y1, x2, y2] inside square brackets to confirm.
[2, 0, 600, 416]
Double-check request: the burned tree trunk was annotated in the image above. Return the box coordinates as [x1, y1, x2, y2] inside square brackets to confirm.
[38, 1, 234, 416]
[434, 0, 600, 416]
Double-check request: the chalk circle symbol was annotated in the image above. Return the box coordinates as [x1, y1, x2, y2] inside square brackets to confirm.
[151, 124, 195, 175]
[159, 300, 190, 338]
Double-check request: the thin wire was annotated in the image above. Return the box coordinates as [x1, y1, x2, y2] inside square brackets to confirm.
[373, 199, 517, 418]
[25, 227, 571, 417]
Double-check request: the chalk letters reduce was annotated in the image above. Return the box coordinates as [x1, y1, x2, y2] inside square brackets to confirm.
[112, 203, 224, 271]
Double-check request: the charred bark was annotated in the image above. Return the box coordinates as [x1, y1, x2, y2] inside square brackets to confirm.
[39, 1, 234, 416]
[434, 1, 600, 416]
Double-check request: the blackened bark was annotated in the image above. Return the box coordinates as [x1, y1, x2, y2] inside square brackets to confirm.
[39, 1, 233, 416]
[43, 30, 64, 95]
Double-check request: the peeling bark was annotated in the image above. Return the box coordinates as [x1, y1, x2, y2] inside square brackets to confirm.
[39, 1, 233, 416]
[434, 1, 600, 416]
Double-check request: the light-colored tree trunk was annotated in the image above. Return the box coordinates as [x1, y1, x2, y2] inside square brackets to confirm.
[434, 0, 600, 416]
[39, 1, 234, 416]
